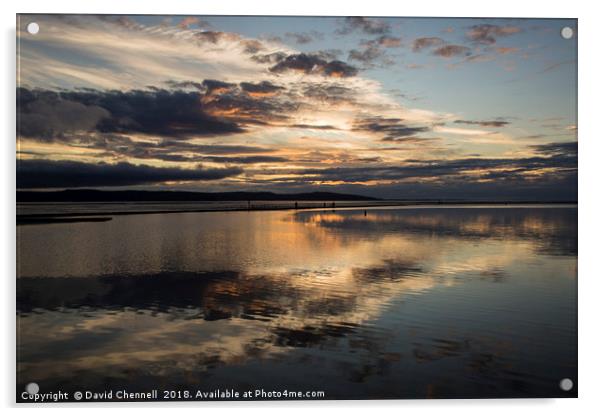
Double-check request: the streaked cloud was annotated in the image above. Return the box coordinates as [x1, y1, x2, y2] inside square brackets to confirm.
[454, 119, 510, 128]
[353, 117, 431, 142]
[289, 149, 576, 184]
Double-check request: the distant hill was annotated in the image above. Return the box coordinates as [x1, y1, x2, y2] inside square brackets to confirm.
[17, 189, 379, 203]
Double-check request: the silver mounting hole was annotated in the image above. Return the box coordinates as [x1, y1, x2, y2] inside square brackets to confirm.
[561, 27, 574, 40]
[26, 22, 40, 35]
[559, 378, 573, 391]
[25, 382, 39, 394]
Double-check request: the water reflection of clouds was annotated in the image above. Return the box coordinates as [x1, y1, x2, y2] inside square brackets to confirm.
[293, 207, 577, 256]
[17, 207, 577, 397]
[17, 257, 453, 390]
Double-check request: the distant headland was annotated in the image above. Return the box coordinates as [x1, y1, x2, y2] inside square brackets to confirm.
[17, 189, 379, 203]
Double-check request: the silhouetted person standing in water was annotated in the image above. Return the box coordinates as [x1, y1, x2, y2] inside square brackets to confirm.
[295, 201, 298, 210]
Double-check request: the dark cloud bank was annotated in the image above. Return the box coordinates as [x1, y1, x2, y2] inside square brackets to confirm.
[17, 87, 243, 140]
[17, 159, 242, 188]
[17, 85, 576, 200]
[17, 80, 301, 140]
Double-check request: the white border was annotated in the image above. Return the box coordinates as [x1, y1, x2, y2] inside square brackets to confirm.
[2, 1, 600, 414]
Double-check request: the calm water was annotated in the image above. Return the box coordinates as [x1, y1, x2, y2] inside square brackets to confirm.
[16, 206, 577, 400]
[17, 200, 388, 216]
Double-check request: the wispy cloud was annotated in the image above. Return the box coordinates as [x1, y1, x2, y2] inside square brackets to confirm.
[412, 37, 444, 52]
[285, 31, 324, 44]
[336, 17, 391, 35]
[495, 47, 519, 55]
[177, 17, 211, 30]
[466, 24, 522, 45]
[269, 53, 358, 77]
[432, 45, 472, 58]
[539, 59, 576, 73]
[454, 119, 510, 128]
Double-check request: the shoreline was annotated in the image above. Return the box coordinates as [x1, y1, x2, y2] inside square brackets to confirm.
[16, 201, 577, 224]
[17, 216, 113, 225]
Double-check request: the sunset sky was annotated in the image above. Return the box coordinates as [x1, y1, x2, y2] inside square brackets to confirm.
[16, 15, 577, 199]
